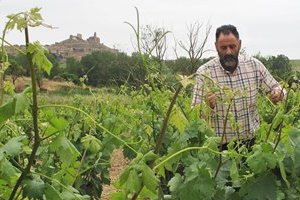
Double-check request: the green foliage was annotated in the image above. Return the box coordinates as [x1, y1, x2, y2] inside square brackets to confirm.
[286, 128, 300, 169]
[255, 54, 292, 80]
[50, 135, 81, 165]
[0, 98, 16, 124]
[170, 164, 216, 200]
[81, 135, 103, 153]
[23, 176, 45, 199]
[165, 57, 211, 75]
[246, 143, 278, 174]
[0, 88, 30, 123]
[239, 173, 282, 200]
[6, 8, 43, 31]
[27, 42, 53, 75]
[5, 49, 59, 83]
[6, 54, 27, 83]
[79, 51, 146, 86]
[1, 136, 25, 157]
[0, 156, 20, 184]
[65, 57, 82, 84]
[1, 6, 300, 200]
[115, 152, 159, 198]
[46, 52, 60, 78]
[290, 59, 300, 72]
[44, 184, 63, 200]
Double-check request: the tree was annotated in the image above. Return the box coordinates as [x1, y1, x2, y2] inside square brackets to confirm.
[165, 57, 190, 75]
[141, 25, 169, 62]
[79, 51, 146, 86]
[268, 54, 292, 80]
[80, 51, 114, 86]
[255, 54, 292, 80]
[64, 57, 83, 84]
[6, 54, 26, 84]
[178, 22, 212, 74]
[165, 56, 212, 75]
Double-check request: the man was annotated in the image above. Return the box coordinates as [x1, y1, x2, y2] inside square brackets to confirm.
[192, 24, 284, 144]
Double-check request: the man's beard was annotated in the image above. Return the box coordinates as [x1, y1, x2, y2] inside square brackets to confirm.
[219, 54, 239, 73]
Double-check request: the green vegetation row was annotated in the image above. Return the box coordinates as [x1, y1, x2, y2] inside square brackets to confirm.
[0, 7, 300, 200]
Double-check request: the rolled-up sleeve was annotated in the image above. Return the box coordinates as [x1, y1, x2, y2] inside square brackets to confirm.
[257, 59, 281, 93]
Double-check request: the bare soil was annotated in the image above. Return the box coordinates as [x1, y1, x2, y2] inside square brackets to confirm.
[101, 149, 129, 200]
[12, 76, 75, 92]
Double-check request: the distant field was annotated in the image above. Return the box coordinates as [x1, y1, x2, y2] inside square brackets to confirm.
[290, 59, 300, 71]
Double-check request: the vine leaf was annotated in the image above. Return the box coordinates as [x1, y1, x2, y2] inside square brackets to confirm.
[27, 42, 52, 75]
[169, 105, 188, 134]
[23, 177, 45, 199]
[141, 164, 159, 194]
[115, 152, 159, 198]
[246, 143, 277, 174]
[0, 98, 16, 124]
[60, 187, 90, 200]
[0, 157, 20, 183]
[110, 192, 126, 200]
[49, 117, 68, 132]
[177, 74, 195, 89]
[44, 184, 63, 200]
[6, 7, 43, 31]
[239, 173, 279, 200]
[126, 169, 141, 194]
[0, 87, 31, 124]
[176, 164, 216, 200]
[81, 135, 103, 154]
[230, 159, 240, 187]
[14, 92, 30, 114]
[168, 173, 182, 192]
[1, 136, 26, 157]
[50, 135, 80, 165]
[288, 128, 300, 168]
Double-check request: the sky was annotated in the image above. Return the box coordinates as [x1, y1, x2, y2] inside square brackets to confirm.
[0, 0, 299, 59]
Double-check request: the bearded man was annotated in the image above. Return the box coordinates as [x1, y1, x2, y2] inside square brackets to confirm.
[192, 24, 284, 146]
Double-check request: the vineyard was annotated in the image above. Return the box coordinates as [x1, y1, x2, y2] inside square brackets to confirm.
[1, 8, 300, 200]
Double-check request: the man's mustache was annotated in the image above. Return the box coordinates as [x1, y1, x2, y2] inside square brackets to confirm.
[222, 54, 238, 62]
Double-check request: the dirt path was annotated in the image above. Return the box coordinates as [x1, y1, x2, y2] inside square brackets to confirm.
[101, 149, 129, 200]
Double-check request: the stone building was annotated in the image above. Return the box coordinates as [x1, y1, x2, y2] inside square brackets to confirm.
[46, 32, 117, 61]
[5, 32, 118, 62]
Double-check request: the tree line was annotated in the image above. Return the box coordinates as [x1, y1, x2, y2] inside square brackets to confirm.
[5, 50, 293, 88]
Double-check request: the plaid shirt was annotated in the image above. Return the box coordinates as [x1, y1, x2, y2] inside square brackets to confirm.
[192, 54, 281, 143]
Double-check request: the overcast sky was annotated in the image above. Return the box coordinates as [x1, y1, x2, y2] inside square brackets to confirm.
[1, 0, 299, 59]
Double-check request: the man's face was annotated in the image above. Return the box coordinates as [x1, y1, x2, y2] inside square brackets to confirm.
[215, 33, 241, 72]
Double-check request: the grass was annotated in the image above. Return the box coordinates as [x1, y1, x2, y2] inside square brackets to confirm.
[290, 59, 300, 71]
[38, 86, 130, 105]
[2, 75, 128, 105]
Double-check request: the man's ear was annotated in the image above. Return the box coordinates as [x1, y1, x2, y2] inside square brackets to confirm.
[239, 39, 242, 49]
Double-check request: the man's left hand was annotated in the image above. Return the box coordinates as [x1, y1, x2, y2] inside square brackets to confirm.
[270, 88, 284, 104]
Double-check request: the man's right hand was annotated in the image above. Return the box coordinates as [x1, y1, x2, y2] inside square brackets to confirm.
[206, 92, 216, 109]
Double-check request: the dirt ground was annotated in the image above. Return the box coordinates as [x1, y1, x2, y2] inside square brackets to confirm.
[12, 76, 75, 92]
[101, 149, 129, 200]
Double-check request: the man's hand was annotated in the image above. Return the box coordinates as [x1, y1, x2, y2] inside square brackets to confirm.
[206, 92, 216, 109]
[270, 88, 284, 104]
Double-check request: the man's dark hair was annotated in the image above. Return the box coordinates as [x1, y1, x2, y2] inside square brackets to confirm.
[216, 25, 239, 40]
